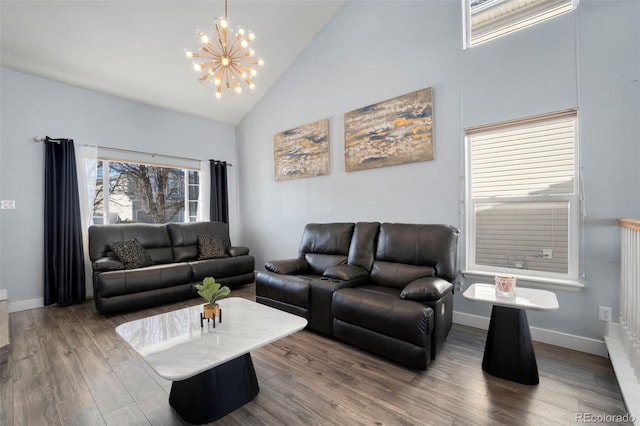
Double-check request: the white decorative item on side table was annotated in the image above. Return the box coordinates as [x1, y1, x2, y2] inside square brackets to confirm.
[116, 297, 307, 424]
[463, 283, 559, 385]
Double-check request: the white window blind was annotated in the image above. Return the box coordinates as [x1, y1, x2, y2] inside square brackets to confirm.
[466, 0, 577, 48]
[466, 110, 579, 282]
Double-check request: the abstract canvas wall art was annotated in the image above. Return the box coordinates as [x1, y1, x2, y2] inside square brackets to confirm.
[344, 87, 434, 172]
[274, 119, 330, 181]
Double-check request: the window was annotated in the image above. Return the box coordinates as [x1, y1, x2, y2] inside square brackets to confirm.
[93, 159, 200, 224]
[464, 0, 578, 48]
[465, 110, 579, 285]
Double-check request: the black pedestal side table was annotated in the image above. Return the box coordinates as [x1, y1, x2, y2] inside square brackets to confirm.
[463, 283, 559, 385]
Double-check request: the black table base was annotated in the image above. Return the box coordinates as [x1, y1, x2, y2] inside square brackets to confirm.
[482, 305, 539, 385]
[169, 353, 260, 424]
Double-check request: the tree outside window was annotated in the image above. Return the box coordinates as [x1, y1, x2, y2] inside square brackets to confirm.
[93, 160, 199, 224]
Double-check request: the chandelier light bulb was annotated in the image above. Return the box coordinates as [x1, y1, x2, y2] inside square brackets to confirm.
[186, 0, 263, 100]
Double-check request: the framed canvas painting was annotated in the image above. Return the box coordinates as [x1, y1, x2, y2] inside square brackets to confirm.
[344, 87, 434, 172]
[274, 119, 330, 181]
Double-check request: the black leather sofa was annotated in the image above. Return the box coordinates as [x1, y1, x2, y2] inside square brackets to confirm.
[255, 222, 459, 370]
[89, 221, 255, 314]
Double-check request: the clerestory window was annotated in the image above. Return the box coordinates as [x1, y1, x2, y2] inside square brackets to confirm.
[464, 0, 578, 48]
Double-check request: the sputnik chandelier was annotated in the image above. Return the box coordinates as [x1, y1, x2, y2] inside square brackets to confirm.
[186, 0, 264, 99]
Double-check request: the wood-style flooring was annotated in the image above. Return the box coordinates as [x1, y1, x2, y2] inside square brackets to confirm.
[0, 284, 630, 425]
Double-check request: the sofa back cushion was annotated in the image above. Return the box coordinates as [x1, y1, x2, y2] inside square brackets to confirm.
[371, 261, 436, 289]
[298, 223, 354, 257]
[297, 223, 354, 275]
[168, 222, 231, 262]
[88, 224, 173, 265]
[374, 223, 459, 283]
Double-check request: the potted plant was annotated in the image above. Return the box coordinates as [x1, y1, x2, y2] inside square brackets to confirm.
[194, 277, 230, 319]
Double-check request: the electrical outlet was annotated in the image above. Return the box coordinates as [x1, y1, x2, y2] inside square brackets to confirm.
[542, 249, 553, 259]
[598, 306, 612, 322]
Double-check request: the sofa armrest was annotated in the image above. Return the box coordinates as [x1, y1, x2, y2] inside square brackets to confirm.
[400, 277, 453, 302]
[323, 264, 368, 281]
[228, 246, 250, 257]
[265, 258, 309, 274]
[92, 257, 124, 272]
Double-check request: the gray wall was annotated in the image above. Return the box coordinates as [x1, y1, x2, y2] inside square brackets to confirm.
[0, 68, 238, 308]
[236, 0, 640, 345]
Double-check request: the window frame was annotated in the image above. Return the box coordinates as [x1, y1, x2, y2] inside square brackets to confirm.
[464, 109, 582, 288]
[93, 149, 202, 225]
[463, 0, 579, 49]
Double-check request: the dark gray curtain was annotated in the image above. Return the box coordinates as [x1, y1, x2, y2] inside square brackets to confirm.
[44, 137, 86, 306]
[209, 160, 229, 224]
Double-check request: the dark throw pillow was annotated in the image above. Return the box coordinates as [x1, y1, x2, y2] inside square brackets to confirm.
[110, 239, 153, 270]
[198, 235, 229, 260]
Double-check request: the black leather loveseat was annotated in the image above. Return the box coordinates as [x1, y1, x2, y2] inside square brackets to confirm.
[89, 221, 255, 314]
[255, 222, 458, 370]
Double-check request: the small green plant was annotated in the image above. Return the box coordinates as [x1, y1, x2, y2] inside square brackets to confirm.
[194, 277, 230, 307]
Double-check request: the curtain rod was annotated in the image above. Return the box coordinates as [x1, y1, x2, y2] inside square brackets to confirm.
[33, 136, 233, 167]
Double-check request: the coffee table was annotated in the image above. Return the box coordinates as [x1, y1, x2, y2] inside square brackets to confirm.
[462, 283, 559, 385]
[115, 297, 307, 424]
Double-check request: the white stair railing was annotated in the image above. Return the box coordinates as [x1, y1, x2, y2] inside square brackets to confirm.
[605, 219, 640, 424]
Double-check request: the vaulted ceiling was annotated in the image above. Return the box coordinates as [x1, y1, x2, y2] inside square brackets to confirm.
[0, 1, 345, 125]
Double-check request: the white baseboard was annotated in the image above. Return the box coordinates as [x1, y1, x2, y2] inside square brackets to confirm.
[9, 297, 44, 313]
[453, 311, 608, 357]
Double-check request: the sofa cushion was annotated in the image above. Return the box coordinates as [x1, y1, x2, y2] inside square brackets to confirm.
[255, 271, 310, 309]
[96, 263, 192, 297]
[110, 239, 153, 269]
[370, 261, 435, 289]
[375, 223, 459, 282]
[332, 288, 433, 347]
[298, 223, 354, 257]
[89, 224, 173, 265]
[400, 277, 453, 302]
[190, 256, 256, 281]
[305, 253, 347, 275]
[197, 235, 229, 259]
[168, 222, 231, 262]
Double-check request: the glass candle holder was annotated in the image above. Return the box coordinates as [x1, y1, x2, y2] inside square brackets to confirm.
[495, 275, 516, 297]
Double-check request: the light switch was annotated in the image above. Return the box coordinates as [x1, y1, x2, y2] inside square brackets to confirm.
[0, 200, 15, 209]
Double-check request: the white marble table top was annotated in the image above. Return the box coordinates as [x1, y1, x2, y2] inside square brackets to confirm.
[463, 283, 559, 311]
[115, 297, 307, 381]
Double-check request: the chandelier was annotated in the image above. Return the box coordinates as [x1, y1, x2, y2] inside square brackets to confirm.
[186, 0, 264, 99]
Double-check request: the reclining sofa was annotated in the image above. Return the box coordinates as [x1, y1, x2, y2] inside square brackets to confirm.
[255, 222, 459, 370]
[89, 221, 255, 314]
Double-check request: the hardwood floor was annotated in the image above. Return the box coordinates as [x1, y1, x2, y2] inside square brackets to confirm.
[1, 284, 630, 425]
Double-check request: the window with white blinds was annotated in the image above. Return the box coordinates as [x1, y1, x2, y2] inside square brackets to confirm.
[465, 110, 579, 281]
[465, 0, 578, 48]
